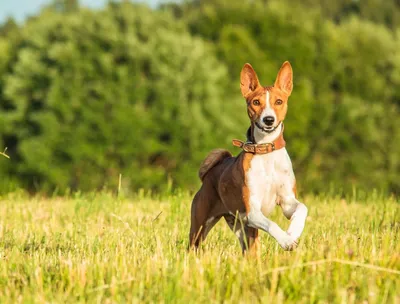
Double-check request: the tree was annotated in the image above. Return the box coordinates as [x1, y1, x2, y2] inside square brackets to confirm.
[0, 17, 19, 37]
[1, 2, 232, 192]
[52, 0, 80, 13]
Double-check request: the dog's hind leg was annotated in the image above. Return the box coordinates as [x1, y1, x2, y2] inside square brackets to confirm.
[224, 215, 260, 255]
[188, 188, 222, 250]
[246, 227, 260, 256]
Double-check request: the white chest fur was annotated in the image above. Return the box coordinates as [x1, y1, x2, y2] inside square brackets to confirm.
[246, 148, 295, 217]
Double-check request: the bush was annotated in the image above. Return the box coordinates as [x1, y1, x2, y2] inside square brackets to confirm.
[0, 3, 235, 193]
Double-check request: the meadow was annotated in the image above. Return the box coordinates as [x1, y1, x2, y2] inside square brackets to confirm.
[0, 190, 398, 303]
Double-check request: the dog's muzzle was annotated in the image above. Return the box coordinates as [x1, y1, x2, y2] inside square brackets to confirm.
[255, 121, 281, 133]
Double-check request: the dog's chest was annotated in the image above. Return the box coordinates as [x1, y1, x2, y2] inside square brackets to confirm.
[245, 149, 295, 216]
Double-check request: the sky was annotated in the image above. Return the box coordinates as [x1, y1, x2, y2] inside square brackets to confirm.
[0, 0, 166, 24]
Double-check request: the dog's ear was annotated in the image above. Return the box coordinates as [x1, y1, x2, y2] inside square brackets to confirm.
[274, 61, 293, 96]
[240, 63, 260, 98]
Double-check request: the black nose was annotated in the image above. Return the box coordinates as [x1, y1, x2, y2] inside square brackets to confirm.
[263, 116, 275, 126]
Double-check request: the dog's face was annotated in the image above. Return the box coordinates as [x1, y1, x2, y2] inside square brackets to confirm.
[240, 62, 293, 133]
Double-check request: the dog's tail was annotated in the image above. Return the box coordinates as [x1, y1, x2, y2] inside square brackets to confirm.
[199, 149, 232, 182]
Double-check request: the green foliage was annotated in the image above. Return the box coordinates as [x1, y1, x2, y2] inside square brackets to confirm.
[0, 193, 398, 302]
[52, 0, 79, 13]
[0, 17, 19, 37]
[300, 0, 400, 29]
[0, 3, 234, 192]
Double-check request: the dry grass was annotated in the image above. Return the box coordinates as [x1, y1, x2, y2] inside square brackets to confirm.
[0, 147, 9, 159]
[0, 191, 398, 303]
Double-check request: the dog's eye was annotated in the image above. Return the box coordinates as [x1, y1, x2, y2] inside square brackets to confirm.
[252, 100, 260, 106]
[275, 99, 283, 105]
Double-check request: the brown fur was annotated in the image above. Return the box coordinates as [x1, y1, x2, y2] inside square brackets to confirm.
[189, 151, 258, 253]
[242, 62, 292, 128]
[189, 62, 293, 254]
[198, 149, 232, 181]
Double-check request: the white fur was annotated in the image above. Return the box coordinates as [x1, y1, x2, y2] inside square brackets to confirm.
[259, 90, 276, 126]
[265, 91, 271, 109]
[254, 121, 282, 144]
[246, 127, 308, 250]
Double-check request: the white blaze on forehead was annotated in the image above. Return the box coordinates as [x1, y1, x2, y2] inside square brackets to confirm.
[261, 90, 276, 120]
[265, 90, 271, 109]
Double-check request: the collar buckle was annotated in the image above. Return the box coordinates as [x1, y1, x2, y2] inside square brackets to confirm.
[243, 142, 254, 153]
[269, 142, 275, 152]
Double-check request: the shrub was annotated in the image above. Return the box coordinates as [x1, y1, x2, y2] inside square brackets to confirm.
[1, 3, 234, 192]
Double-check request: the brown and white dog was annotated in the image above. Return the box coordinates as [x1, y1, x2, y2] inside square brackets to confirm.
[189, 61, 308, 253]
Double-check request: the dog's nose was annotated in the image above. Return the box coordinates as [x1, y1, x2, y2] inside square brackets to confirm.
[263, 116, 275, 126]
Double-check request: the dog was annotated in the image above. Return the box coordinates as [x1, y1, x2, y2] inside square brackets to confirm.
[189, 61, 308, 254]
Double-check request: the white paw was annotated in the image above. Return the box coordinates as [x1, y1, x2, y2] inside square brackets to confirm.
[278, 233, 298, 251]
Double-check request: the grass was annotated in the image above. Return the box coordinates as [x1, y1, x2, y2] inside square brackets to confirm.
[0, 190, 398, 303]
[0, 147, 9, 159]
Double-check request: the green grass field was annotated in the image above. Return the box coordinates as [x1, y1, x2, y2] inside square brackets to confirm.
[0, 191, 398, 303]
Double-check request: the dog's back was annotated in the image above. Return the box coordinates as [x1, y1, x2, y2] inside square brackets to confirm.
[198, 149, 232, 182]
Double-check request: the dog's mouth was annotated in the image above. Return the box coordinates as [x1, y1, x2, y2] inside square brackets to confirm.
[255, 121, 281, 133]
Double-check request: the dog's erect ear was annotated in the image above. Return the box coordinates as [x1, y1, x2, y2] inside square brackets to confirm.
[274, 61, 293, 96]
[240, 63, 260, 98]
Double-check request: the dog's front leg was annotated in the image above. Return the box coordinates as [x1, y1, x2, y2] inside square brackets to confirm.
[279, 195, 308, 241]
[247, 211, 298, 250]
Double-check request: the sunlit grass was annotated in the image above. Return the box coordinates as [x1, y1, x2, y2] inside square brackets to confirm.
[0, 191, 398, 303]
[0, 147, 9, 159]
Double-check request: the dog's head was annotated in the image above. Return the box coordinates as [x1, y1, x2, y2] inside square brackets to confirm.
[240, 62, 293, 133]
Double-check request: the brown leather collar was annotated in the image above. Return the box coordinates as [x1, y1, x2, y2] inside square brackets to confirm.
[232, 124, 286, 154]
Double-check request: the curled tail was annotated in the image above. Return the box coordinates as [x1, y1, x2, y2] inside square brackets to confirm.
[199, 149, 232, 182]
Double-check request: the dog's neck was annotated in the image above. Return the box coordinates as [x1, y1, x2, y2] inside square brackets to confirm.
[247, 123, 283, 144]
